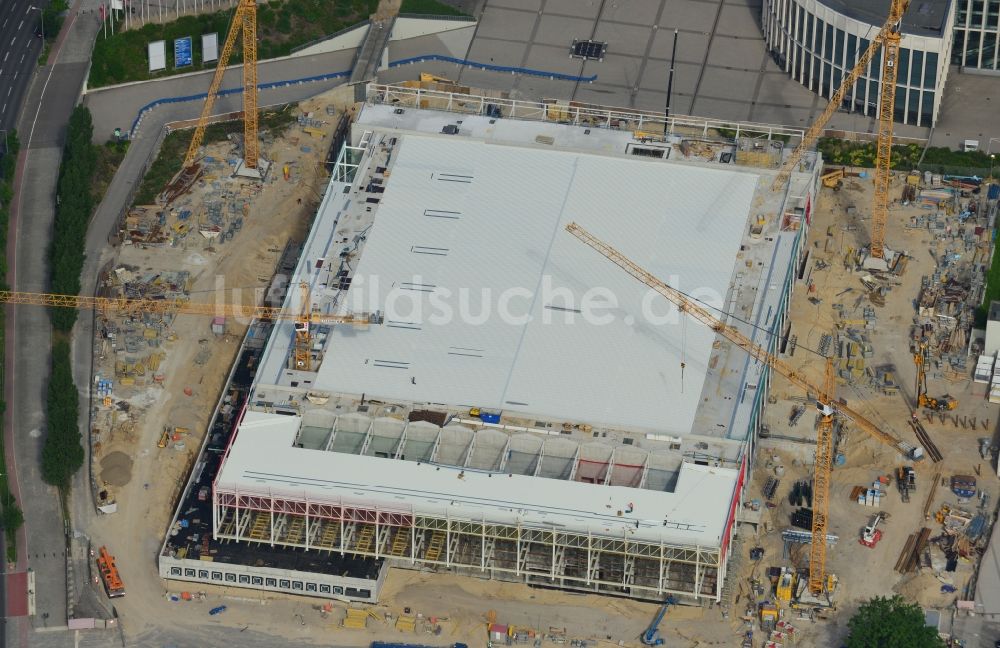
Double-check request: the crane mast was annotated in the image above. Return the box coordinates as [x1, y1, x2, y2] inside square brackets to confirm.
[183, 0, 259, 169]
[771, 0, 912, 261]
[564, 222, 916, 457]
[870, 0, 910, 259]
[565, 221, 922, 595]
[808, 357, 836, 595]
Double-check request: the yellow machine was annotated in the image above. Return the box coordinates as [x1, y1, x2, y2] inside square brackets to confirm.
[773, 0, 911, 261]
[184, 0, 259, 169]
[759, 602, 778, 631]
[419, 72, 456, 84]
[821, 168, 845, 190]
[914, 346, 957, 411]
[566, 222, 918, 598]
[775, 568, 797, 603]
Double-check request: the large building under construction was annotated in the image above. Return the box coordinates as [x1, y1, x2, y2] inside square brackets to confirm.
[159, 84, 824, 603]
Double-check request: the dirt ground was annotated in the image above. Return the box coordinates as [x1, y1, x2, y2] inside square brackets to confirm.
[739, 172, 1000, 645]
[78, 85, 367, 635]
[74, 101, 998, 646]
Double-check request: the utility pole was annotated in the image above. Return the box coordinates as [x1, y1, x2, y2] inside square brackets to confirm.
[665, 29, 678, 127]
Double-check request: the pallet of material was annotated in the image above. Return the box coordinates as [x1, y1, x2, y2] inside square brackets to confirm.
[895, 527, 931, 573]
[395, 615, 416, 632]
[342, 608, 378, 629]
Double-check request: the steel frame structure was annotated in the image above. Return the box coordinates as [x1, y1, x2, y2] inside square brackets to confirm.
[212, 488, 722, 602]
[366, 83, 806, 143]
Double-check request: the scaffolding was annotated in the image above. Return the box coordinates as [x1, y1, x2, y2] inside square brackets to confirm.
[213, 488, 722, 602]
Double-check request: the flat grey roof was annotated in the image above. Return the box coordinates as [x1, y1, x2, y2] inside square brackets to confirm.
[818, 0, 951, 38]
[315, 133, 758, 434]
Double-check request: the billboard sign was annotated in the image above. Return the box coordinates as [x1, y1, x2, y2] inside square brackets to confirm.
[174, 36, 193, 68]
[148, 40, 166, 72]
[202, 33, 219, 63]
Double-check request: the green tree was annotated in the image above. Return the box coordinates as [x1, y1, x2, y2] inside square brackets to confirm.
[41, 340, 84, 489]
[846, 595, 943, 648]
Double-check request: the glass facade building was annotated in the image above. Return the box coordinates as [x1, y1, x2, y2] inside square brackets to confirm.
[953, 0, 1000, 70]
[762, 0, 955, 127]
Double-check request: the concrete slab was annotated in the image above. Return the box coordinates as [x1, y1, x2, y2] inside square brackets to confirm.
[546, 0, 602, 18]
[640, 60, 701, 96]
[717, 2, 765, 39]
[650, 28, 709, 63]
[600, 0, 664, 26]
[524, 44, 590, 76]
[536, 14, 595, 46]
[593, 22, 654, 58]
[689, 95, 751, 121]
[705, 36, 766, 71]
[661, 0, 719, 33]
[697, 66, 760, 102]
[476, 6, 538, 40]
[489, 0, 541, 9]
[592, 58, 643, 89]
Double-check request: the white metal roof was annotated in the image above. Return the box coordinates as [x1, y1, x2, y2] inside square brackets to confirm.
[217, 411, 739, 547]
[315, 134, 759, 434]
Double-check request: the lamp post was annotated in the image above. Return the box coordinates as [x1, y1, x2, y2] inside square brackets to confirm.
[991, 153, 996, 181]
[28, 6, 43, 42]
[987, 138, 1000, 157]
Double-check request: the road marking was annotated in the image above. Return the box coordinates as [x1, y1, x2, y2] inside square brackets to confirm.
[1, 103, 5, 114]
[18, 20, 24, 30]
[6, 87, 10, 96]
[2, 18, 7, 29]
[19, 53, 24, 63]
[4, 51, 9, 61]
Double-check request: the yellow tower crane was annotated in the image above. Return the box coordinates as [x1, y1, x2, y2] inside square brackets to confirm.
[565, 222, 922, 596]
[0, 288, 372, 328]
[771, 0, 911, 261]
[183, 0, 259, 170]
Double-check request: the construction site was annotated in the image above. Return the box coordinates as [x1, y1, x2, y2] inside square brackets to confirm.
[3, 0, 987, 646]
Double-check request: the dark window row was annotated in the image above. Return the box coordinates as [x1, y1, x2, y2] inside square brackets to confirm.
[170, 566, 371, 598]
[953, 28, 1000, 68]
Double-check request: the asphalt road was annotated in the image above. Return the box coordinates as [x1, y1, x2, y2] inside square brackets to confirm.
[3, 1, 100, 647]
[0, 0, 47, 137]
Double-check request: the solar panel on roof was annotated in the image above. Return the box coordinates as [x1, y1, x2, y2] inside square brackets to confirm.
[570, 40, 607, 61]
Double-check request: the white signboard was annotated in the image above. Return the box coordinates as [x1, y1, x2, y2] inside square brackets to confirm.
[202, 33, 219, 63]
[110, 0, 124, 9]
[148, 40, 166, 72]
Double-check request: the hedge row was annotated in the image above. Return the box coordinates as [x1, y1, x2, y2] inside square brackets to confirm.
[89, 0, 379, 88]
[0, 132, 24, 561]
[817, 137, 995, 172]
[41, 340, 83, 490]
[50, 106, 96, 333]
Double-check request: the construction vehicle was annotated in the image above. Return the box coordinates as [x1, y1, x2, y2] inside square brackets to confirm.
[184, 0, 259, 170]
[860, 513, 885, 548]
[774, 568, 796, 603]
[640, 595, 677, 645]
[759, 602, 778, 632]
[896, 466, 916, 502]
[96, 546, 125, 598]
[914, 345, 957, 411]
[821, 168, 845, 190]
[566, 222, 922, 598]
[772, 0, 911, 262]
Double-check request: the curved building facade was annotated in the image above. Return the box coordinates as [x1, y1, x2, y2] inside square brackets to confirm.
[763, 0, 955, 127]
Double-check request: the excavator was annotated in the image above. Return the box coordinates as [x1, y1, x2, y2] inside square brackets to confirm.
[914, 344, 957, 411]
